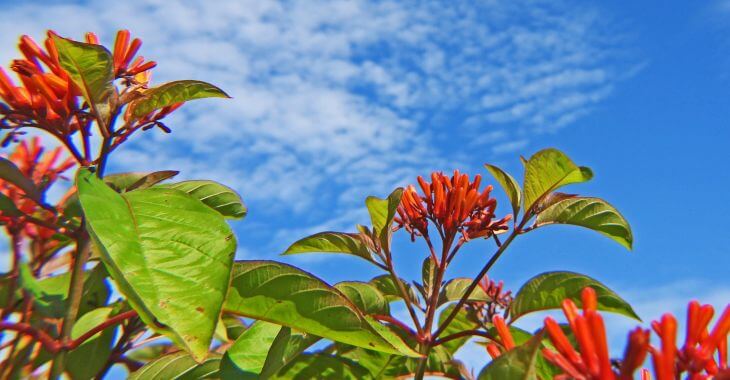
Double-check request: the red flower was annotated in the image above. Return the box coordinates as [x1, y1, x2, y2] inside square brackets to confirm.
[394, 171, 511, 242]
[85, 30, 156, 82]
[486, 315, 516, 359]
[542, 287, 650, 380]
[650, 301, 730, 380]
[0, 137, 74, 238]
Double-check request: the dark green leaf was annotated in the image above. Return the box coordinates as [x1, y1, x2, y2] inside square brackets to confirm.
[220, 321, 282, 379]
[438, 305, 480, 354]
[130, 80, 229, 118]
[0, 192, 22, 216]
[127, 170, 179, 191]
[129, 351, 221, 380]
[273, 354, 370, 379]
[163, 180, 246, 219]
[438, 278, 491, 307]
[369, 275, 419, 305]
[0, 157, 42, 203]
[485, 163, 522, 217]
[126, 344, 172, 363]
[335, 281, 390, 315]
[260, 327, 321, 379]
[523, 149, 592, 213]
[478, 332, 544, 380]
[282, 232, 372, 263]
[77, 168, 236, 361]
[535, 196, 632, 250]
[51, 35, 113, 106]
[66, 307, 117, 379]
[510, 271, 640, 321]
[224, 261, 419, 357]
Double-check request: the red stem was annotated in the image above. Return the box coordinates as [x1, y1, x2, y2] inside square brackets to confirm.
[0, 310, 138, 354]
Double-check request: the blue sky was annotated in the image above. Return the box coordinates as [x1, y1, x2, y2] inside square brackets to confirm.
[1, 0, 729, 375]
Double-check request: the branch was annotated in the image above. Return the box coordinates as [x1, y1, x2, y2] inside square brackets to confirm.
[433, 329, 495, 347]
[372, 314, 421, 342]
[0, 322, 61, 353]
[66, 310, 138, 350]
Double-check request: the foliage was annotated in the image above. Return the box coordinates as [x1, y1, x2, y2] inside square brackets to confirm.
[0, 29, 727, 380]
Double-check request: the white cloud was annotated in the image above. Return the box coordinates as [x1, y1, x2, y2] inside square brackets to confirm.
[0, 0, 634, 253]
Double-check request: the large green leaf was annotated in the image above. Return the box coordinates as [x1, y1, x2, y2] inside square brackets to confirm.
[0, 157, 43, 204]
[220, 321, 282, 379]
[260, 327, 321, 379]
[365, 188, 403, 250]
[273, 354, 370, 379]
[129, 352, 221, 380]
[438, 278, 491, 307]
[224, 261, 419, 357]
[510, 271, 640, 321]
[104, 171, 177, 192]
[130, 80, 230, 118]
[77, 168, 236, 361]
[422, 257, 438, 297]
[66, 307, 117, 379]
[335, 281, 390, 315]
[535, 196, 632, 250]
[485, 163, 522, 217]
[51, 35, 113, 106]
[522, 149, 593, 213]
[478, 332, 544, 380]
[283, 232, 372, 263]
[163, 180, 247, 219]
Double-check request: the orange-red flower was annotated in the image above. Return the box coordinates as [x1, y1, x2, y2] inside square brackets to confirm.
[542, 287, 650, 380]
[85, 29, 156, 82]
[486, 315, 516, 359]
[0, 137, 74, 238]
[394, 171, 511, 242]
[650, 301, 730, 380]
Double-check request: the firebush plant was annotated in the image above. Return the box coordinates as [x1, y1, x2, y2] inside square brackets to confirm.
[0, 30, 727, 380]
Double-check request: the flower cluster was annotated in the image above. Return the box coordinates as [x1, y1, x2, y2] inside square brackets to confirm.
[0, 137, 74, 242]
[0, 30, 175, 164]
[395, 171, 511, 242]
[539, 287, 730, 380]
[468, 275, 513, 325]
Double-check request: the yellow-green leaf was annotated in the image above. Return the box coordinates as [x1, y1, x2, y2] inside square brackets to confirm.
[523, 149, 592, 213]
[130, 80, 229, 118]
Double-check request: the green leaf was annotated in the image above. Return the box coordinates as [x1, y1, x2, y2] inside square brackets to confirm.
[260, 327, 321, 379]
[104, 171, 176, 192]
[523, 149, 593, 213]
[17, 263, 109, 319]
[438, 278, 491, 307]
[77, 168, 236, 361]
[127, 344, 172, 363]
[0, 157, 43, 203]
[163, 180, 247, 219]
[365, 188, 403, 250]
[224, 261, 419, 357]
[283, 232, 372, 263]
[422, 257, 438, 297]
[535, 196, 633, 250]
[273, 354, 370, 379]
[129, 352, 221, 380]
[0, 192, 22, 216]
[369, 275, 419, 305]
[510, 271, 640, 321]
[335, 281, 390, 315]
[51, 35, 113, 106]
[438, 305, 480, 354]
[130, 80, 230, 118]
[485, 163, 522, 217]
[66, 307, 117, 379]
[478, 332, 544, 380]
[220, 321, 282, 379]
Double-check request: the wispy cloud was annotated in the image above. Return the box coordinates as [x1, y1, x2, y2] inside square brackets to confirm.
[0, 0, 634, 255]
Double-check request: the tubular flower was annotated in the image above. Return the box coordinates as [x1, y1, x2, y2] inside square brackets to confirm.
[650, 302, 730, 380]
[486, 315, 516, 359]
[542, 287, 651, 380]
[0, 137, 74, 237]
[0, 31, 84, 136]
[394, 171, 511, 242]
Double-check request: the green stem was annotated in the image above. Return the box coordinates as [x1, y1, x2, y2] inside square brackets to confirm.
[48, 236, 90, 380]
